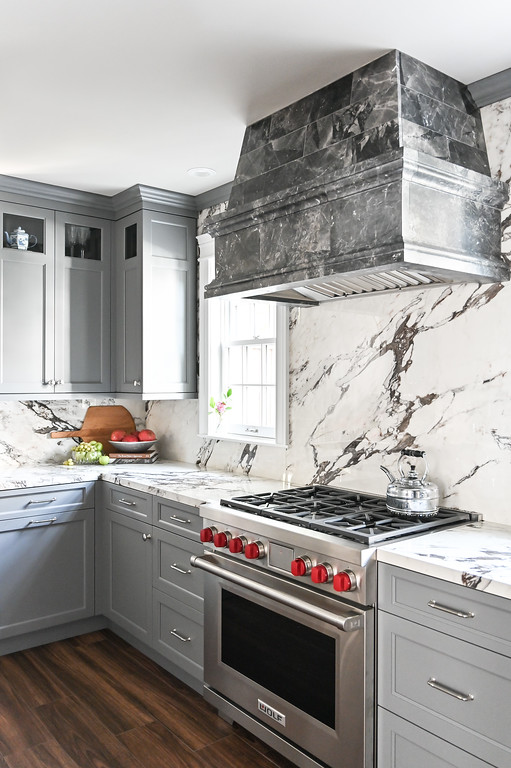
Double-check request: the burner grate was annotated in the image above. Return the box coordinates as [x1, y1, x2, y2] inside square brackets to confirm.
[220, 485, 475, 545]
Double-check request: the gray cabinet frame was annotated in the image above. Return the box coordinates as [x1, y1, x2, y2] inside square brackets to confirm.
[55, 211, 111, 393]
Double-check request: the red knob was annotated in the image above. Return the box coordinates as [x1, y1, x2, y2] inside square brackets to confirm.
[245, 542, 264, 560]
[311, 563, 331, 584]
[229, 536, 246, 554]
[200, 526, 217, 543]
[333, 571, 356, 592]
[291, 557, 310, 577]
[213, 531, 231, 548]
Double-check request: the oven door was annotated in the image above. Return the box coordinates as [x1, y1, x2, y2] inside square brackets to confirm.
[192, 552, 372, 768]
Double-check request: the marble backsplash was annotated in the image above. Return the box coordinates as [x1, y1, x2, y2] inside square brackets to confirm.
[1, 95, 511, 527]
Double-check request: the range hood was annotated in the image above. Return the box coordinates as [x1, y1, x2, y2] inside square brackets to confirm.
[205, 50, 509, 305]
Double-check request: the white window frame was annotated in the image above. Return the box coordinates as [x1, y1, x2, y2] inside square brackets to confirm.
[198, 233, 288, 447]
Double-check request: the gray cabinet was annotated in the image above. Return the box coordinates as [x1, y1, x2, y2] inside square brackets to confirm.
[98, 482, 204, 684]
[1, 199, 111, 395]
[0, 483, 95, 639]
[0, 201, 55, 394]
[99, 506, 153, 644]
[378, 709, 493, 768]
[378, 563, 511, 768]
[152, 511, 204, 681]
[114, 209, 197, 399]
[55, 212, 111, 393]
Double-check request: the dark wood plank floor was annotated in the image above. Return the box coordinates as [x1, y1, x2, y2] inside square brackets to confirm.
[0, 630, 296, 768]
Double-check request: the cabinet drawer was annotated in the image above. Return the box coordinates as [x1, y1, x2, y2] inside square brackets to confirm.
[0, 507, 94, 638]
[378, 564, 511, 657]
[378, 708, 493, 768]
[152, 589, 203, 681]
[0, 483, 94, 520]
[153, 528, 203, 611]
[379, 612, 511, 767]
[102, 483, 151, 521]
[153, 497, 201, 540]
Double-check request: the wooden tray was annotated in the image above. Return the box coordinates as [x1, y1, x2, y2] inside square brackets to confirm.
[50, 405, 136, 453]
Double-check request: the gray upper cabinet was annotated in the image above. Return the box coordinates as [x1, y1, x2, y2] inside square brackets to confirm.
[115, 209, 197, 399]
[55, 212, 111, 393]
[1, 199, 112, 395]
[0, 201, 55, 394]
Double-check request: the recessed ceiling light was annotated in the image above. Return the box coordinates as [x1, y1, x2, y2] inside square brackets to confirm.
[187, 167, 217, 178]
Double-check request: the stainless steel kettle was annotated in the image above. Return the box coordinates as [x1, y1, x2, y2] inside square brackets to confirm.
[380, 449, 440, 517]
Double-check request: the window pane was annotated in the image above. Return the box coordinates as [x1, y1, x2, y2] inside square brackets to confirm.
[254, 302, 276, 339]
[244, 345, 262, 384]
[262, 385, 276, 427]
[229, 300, 254, 340]
[243, 385, 261, 426]
[263, 343, 276, 384]
[227, 346, 243, 385]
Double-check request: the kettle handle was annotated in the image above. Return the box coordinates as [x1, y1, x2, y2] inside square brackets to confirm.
[398, 449, 428, 481]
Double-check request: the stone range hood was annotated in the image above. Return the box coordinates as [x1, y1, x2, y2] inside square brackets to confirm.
[205, 50, 510, 306]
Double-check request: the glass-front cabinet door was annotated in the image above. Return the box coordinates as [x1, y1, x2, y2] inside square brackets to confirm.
[114, 211, 143, 393]
[55, 212, 111, 393]
[0, 201, 55, 394]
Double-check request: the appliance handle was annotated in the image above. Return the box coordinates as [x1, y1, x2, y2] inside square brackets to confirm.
[190, 554, 364, 632]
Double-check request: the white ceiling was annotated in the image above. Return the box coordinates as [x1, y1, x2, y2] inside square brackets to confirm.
[2, 0, 510, 198]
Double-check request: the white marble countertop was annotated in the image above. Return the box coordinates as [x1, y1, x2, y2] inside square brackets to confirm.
[2, 463, 511, 600]
[0, 461, 289, 507]
[377, 520, 511, 600]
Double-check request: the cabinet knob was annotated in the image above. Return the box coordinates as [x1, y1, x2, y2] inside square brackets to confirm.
[56, 379, 64, 385]
[142, 533, 152, 541]
[133, 379, 141, 387]
[43, 379, 56, 386]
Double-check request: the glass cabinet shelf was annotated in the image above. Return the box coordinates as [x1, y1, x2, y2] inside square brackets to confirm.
[3, 213, 44, 253]
[65, 223, 101, 260]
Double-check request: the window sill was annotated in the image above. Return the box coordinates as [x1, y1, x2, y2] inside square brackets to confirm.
[198, 432, 288, 449]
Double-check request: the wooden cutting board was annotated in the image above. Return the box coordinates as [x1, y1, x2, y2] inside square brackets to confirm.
[50, 405, 136, 453]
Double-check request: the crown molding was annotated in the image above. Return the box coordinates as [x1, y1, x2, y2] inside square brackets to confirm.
[0, 174, 114, 217]
[0, 174, 231, 219]
[468, 67, 511, 108]
[195, 182, 232, 211]
[111, 184, 197, 219]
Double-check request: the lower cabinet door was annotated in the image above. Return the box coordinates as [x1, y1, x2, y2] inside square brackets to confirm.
[378, 709, 493, 768]
[101, 508, 153, 643]
[153, 589, 203, 682]
[0, 508, 94, 638]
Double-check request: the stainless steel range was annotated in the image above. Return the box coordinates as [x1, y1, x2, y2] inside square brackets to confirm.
[191, 485, 477, 768]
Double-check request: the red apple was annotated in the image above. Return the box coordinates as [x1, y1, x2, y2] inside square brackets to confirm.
[110, 429, 126, 441]
[138, 429, 156, 441]
[122, 434, 139, 442]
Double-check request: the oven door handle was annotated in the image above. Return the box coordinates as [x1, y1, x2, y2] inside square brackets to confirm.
[190, 554, 364, 632]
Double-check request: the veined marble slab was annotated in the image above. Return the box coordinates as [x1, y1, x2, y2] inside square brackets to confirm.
[377, 520, 511, 600]
[0, 461, 289, 508]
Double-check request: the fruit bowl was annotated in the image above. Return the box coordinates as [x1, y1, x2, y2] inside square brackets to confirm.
[109, 440, 157, 453]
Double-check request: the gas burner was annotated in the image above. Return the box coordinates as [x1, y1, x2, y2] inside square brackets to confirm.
[221, 485, 476, 545]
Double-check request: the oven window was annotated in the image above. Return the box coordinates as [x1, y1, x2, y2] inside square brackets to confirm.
[221, 590, 336, 728]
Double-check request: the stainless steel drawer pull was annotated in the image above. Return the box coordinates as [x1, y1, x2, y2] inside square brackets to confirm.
[427, 678, 474, 701]
[169, 515, 191, 524]
[427, 600, 475, 619]
[171, 563, 192, 575]
[27, 497, 57, 505]
[170, 629, 191, 643]
[28, 517, 57, 525]
[118, 498, 136, 507]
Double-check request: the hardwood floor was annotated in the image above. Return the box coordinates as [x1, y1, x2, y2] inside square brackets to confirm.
[0, 631, 296, 768]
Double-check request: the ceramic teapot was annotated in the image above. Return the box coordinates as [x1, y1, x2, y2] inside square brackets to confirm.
[380, 449, 440, 517]
[4, 227, 38, 250]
